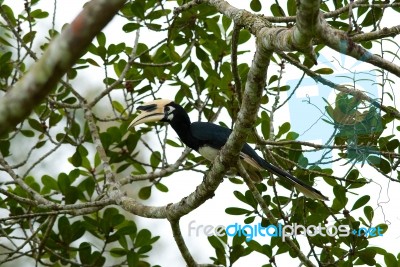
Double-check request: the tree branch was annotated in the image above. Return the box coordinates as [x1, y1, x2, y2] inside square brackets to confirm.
[169, 218, 198, 267]
[316, 16, 400, 77]
[0, 0, 127, 136]
[351, 25, 400, 42]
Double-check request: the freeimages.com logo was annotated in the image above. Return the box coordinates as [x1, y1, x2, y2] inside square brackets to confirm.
[188, 220, 384, 242]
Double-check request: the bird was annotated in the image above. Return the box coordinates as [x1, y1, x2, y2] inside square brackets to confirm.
[129, 99, 328, 201]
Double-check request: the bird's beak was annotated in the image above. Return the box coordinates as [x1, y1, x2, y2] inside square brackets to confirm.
[128, 99, 171, 129]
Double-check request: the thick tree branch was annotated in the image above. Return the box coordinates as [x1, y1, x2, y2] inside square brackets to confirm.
[316, 16, 400, 77]
[351, 25, 400, 42]
[0, 0, 127, 136]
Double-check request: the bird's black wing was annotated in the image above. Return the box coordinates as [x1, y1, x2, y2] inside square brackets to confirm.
[190, 122, 263, 162]
[190, 122, 266, 164]
[190, 122, 232, 150]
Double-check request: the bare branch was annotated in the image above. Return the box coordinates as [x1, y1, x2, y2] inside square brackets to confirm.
[169, 219, 198, 266]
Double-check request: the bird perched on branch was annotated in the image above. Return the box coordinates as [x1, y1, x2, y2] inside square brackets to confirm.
[129, 99, 328, 201]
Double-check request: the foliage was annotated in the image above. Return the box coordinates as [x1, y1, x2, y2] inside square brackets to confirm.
[0, 0, 399, 266]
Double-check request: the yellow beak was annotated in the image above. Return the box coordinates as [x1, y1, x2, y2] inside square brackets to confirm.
[128, 99, 172, 129]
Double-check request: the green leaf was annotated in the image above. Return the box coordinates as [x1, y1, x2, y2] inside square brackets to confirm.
[268, 75, 278, 85]
[132, 162, 147, 174]
[135, 229, 151, 247]
[238, 30, 251, 44]
[49, 112, 62, 127]
[364, 206, 374, 222]
[58, 216, 72, 244]
[250, 0, 261, 12]
[82, 177, 95, 197]
[86, 58, 100, 67]
[150, 151, 161, 168]
[71, 221, 85, 241]
[261, 111, 270, 139]
[21, 130, 34, 137]
[112, 100, 126, 115]
[205, 17, 221, 38]
[244, 216, 255, 224]
[386, 139, 399, 151]
[233, 191, 247, 203]
[270, 3, 283, 16]
[230, 244, 246, 264]
[146, 9, 170, 20]
[376, 223, 388, 235]
[345, 169, 359, 187]
[314, 67, 334, 74]
[384, 253, 398, 267]
[70, 120, 81, 139]
[155, 182, 168, 192]
[361, 41, 372, 49]
[1, 5, 16, 26]
[127, 250, 139, 267]
[111, 214, 125, 228]
[333, 185, 348, 206]
[225, 207, 251, 215]
[42, 175, 59, 191]
[276, 122, 290, 139]
[196, 46, 208, 61]
[357, 248, 376, 266]
[208, 235, 225, 250]
[58, 173, 70, 194]
[122, 23, 140, 33]
[286, 131, 299, 140]
[222, 16, 231, 31]
[351, 195, 370, 211]
[110, 248, 127, 257]
[229, 177, 243, 184]
[69, 149, 82, 167]
[131, 0, 146, 19]
[166, 139, 182, 147]
[287, 0, 296, 15]
[0, 140, 10, 157]
[116, 222, 137, 238]
[367, 156, 391, 174]
[30, 9, 49, 18]
[28, 118, 44, 132]
[97, 32, 106, 47]
[0, 52, 12, 64]
[65, 186, 79, 204]
[361, 8, 383, 27]
[79, 242, 92, 264]
[138, 186, 151, 200]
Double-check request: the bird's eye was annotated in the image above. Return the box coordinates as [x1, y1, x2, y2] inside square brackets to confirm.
[165, 106, 170, 112]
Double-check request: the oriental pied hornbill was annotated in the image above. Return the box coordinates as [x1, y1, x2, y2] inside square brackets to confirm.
[129, 99, 328, 201]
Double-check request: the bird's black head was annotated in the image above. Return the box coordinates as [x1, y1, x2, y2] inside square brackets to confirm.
[129, 99, 186, 128]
